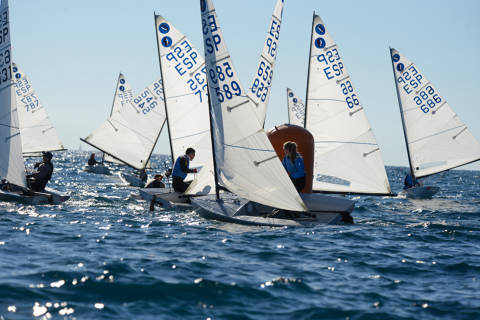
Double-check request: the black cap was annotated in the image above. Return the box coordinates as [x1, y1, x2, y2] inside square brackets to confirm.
[42, 151, 53, 160]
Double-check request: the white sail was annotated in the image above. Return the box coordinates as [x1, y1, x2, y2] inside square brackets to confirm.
[200, 0, 306, 211]
[305, 15, 391, 194]
[287, 87, 305, 127]
[12, 63, 65, 156]
[154, 15, 215, 195]
[82, 78, 167, 170]
[390, 48, 480, 178]
[247, 0, 284, 126]
[103, 73, 134, 165]
[0, 0, 27, 188]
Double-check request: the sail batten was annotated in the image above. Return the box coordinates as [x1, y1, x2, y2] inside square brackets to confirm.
[200, 0, 306, 212]
[305, 15, 391, 195]
[390, 48, 480, 178]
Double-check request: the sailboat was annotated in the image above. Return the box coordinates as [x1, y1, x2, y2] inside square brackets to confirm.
[13, 63, 66, 157]
[287, 88, 305, 127]
[142, 0, 286, 209]
[0, 0, 69, 205]
[303, 14, 392, 196]
[138, 13, 216, 208]
[191, 0, 354, 227]
[390, 48, 480, 198]
[81, 71, 167, 179]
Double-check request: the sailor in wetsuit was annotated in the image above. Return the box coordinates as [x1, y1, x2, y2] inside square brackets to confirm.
[172, 148, 197, 193]
[87, 153, 98, 166]
[404, 173, 420, 189]
[27, 151, 54, 192]
[146, 174, 166, 189]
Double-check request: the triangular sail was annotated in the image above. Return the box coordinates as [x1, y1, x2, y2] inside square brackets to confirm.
[103, 73, 134, 165]
[12, 63, 65, 156]
[305, 14, 391, 194]
[154, 14, 215, 195]
[247, 0, 284, 126]
[82, 77, 167, 170]
[390, 48, 480, 178]
[200, 0, 306, 211]
[0, 0, 27, 188]
[287, 88, 305, 127]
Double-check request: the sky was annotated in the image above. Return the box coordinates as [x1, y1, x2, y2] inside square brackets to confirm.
[10, 0, 480, 170]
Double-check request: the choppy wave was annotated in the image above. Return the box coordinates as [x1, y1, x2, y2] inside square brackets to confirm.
[0, 153, 479, 319]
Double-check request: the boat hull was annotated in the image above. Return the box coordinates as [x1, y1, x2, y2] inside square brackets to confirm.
[83, 165, 111, 175]
[118, 172, 145, 187]
[138, 188, 191, 209]
[400, 186, 440, 199]
[191, 193, 355, 227]
[0, 187, 70, 205]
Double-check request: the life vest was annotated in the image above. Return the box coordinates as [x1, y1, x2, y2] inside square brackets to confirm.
[172, 155, 189, 180]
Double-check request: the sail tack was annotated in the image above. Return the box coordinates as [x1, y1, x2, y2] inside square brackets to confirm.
[305, 15, 391, 195]
[13, 63, 65, 156]
[286, 88, 305, 127]
[0, 0, 27, 188]
[247, 0, 284, 126]
[154, 14, 215, 195]
[200, 0, 306, 211]
[390, 48, 480, 178]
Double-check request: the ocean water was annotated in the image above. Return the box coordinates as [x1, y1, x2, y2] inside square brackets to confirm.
[1, 151, 479, 320]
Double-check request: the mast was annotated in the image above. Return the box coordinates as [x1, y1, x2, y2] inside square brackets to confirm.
[303, 11, 315, 129]
[154, 13, 175, 168]
[207, 83, 220, 200]
[389, 47, 415, 179]
[102, 72, 122, 163]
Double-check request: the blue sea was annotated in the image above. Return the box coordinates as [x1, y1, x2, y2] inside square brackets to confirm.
[1, 151, 479, 319]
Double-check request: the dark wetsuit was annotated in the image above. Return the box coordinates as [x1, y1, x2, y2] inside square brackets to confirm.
[146, 180, 165, 189]
[27, 161, 53, 191]
[88, 158, 97, 166]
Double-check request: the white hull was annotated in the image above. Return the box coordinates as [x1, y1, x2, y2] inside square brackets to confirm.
[399, 186, 440, 199]
[192, 193, 355, 227]
[118, 172, 145, 187]
[138, 188, 191, 209]
[83, 165, 111, 175]
[0, 187, 69, 205]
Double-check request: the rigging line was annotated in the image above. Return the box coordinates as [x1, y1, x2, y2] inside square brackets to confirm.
[315, 140, 377, 146]
[224, 143, 276, 153]
[408, 124, 465, 145]
[171, 129, 210, 141]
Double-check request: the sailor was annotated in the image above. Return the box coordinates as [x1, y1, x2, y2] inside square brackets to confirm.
[146, 174, 165, 188]
[26, 151, 54, 192]
[87, 153, 98, 166]
[404, 173, 420, 189]
[282, 141, 306, 192]
[138, 169, 148, 183]
[172, 147, 197, 193]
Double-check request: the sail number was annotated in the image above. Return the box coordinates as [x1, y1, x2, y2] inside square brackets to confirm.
[340, 80, 360, 109]
[413, 85, 442, 114]
[20, 93, 39, 112]
[133, 89, 158, 115]
[265, 19, 280, 59]
[316, 48, 344, 80]
[0, 47, 11, 86]
[397, 65, 423, 94]
[0, 9, 9, 46]
[208, 62, 241, 103]
[165, 40, 207, 103]
[251, 60, 273, 102]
